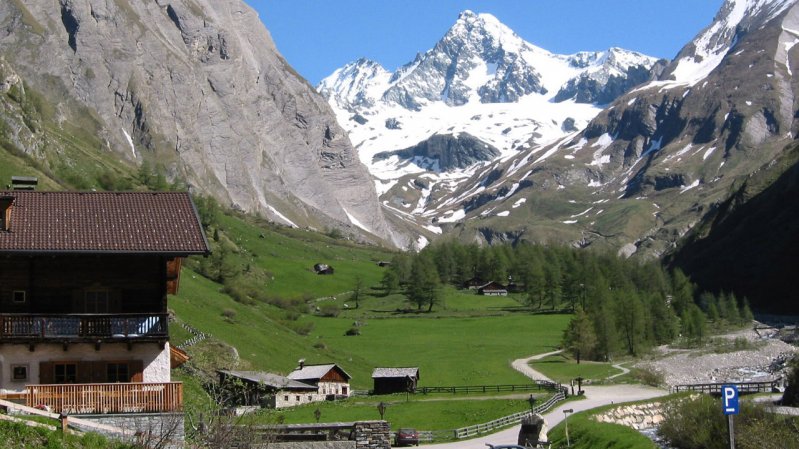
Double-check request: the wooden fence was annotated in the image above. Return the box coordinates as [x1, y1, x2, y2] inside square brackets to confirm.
[452, 390, 566, 439]
[26, 382, 183, 414]
[670, 380, 781, 395]
[420, 380, 565, 395]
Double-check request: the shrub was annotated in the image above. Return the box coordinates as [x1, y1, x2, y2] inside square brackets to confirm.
[784, 356, 799, 406]
[344, 327, 360, 336]
[659, 395, 799, 449]
[221, 309, 236, 323]
[318, 303, 340, 317]
[631, 367, 664, 387]
[286, 321, 314, 336]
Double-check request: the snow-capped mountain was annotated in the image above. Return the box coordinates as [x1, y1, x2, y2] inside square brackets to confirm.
[422, 0, 799, 262]
[318, 10, 660, 239]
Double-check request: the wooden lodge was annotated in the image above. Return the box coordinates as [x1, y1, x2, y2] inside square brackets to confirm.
[0, 191, 210, 414]
[372, 367, 419, 395]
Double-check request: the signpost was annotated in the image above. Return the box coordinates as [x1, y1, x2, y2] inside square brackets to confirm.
[722, 385, 738, 449]
[562, 408, 574, 448]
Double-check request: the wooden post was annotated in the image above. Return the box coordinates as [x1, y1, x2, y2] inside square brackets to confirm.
[60, 413, 69, 434]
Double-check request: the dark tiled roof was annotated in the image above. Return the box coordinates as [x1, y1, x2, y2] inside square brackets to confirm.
[0, 191, 210, 255]
[218, 370, 317, 390]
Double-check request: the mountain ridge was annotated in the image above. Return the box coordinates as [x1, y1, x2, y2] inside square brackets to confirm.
[0, 0, 403, 246]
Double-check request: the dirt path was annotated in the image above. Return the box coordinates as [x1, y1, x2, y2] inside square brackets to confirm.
[608, 362, 631, 380]
[510, 349, 562, 382]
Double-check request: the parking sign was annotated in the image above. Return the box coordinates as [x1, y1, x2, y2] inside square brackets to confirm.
[722, 385, 739, 415]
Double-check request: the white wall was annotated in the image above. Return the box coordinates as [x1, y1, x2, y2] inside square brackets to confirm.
[0, 342, 171, 392]
[317, 381, 350, 397]
[274, 391, 326, 409]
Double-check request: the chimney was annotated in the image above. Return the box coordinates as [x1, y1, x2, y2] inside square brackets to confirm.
[298, 358, 305, 369]
[0, 196, 13, 231]
[10, 176, 37, 191]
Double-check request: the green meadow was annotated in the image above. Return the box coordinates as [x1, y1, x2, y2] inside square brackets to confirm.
[529, 354, 624, 385]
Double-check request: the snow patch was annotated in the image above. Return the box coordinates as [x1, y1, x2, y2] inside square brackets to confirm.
[122, 129, 136, 158]
[680, 180, 700, 194]
[570, 207, 594, 218]
[267, 205, 298, 228]
[343, 208, 373, 233]
[496, 211, 510, 217]
[512, 198, 527, 208]
[438, 208, 466, 223]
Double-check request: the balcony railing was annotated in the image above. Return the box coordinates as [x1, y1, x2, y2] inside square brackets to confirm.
[26, 382, 183, 414]
[0, 314, 168, 342]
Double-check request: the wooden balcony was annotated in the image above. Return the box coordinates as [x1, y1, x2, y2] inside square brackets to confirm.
[26, 382, 183, 414]
[0, 314, 168, 343]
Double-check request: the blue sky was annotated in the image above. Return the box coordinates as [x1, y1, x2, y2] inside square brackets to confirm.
[248, 1, 724, 85]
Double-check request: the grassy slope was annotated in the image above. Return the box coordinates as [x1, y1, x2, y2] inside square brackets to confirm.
[547, 402, 658, 449]
[0, 420, 133, 449]
[216, 213, 393, 299]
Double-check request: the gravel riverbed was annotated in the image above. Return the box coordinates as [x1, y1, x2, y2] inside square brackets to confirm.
[635, 327, 797, 387]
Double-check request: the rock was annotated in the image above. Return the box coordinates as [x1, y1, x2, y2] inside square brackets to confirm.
[0, 0, 399, 245]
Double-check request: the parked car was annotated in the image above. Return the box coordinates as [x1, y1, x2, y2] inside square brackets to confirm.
[395, 428, 419, 446]
[485, 445, 528, 449]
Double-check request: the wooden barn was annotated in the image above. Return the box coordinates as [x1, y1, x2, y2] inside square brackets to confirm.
[371, 367, 420, 395]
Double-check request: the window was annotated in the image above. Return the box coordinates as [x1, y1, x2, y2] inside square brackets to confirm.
[295, 395, 300, 402]
[84, 290, 110, 313]
[54, 363, 77, 384]
[308, 395, 312, 401]
[12, 290, 26, 304]
[107, 363, 131, 383]
[283, 395, 289, 401]
[11, 365, 28, 381]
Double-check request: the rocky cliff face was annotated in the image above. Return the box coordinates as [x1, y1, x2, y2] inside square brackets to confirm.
[0, 0, 398, 245]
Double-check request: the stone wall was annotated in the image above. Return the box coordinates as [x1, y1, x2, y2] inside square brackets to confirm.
[354, 421, 391, 449]
[78, 412, 185, 449]
[267, 420, 390, 449]
[592, 402, 665, 430]
[271, 443, 354, 449]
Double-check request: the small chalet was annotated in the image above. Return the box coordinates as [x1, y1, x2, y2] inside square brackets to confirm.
[217, 370, 319, 409]
[287, 361, 351, 399]
[372, 367, 420, 395]
[0, 190, 210, 415]
[478, 281, 508, 296]
[464, 277, 486, 290]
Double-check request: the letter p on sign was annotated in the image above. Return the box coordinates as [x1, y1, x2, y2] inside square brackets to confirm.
[722, 385, 739, 415]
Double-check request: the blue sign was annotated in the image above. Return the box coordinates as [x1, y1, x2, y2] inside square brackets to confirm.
[722, 384, 739, 415]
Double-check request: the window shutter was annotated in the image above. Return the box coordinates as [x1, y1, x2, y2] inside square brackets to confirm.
[130, 360, 144, 382]
[38, 362, 54, 384]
